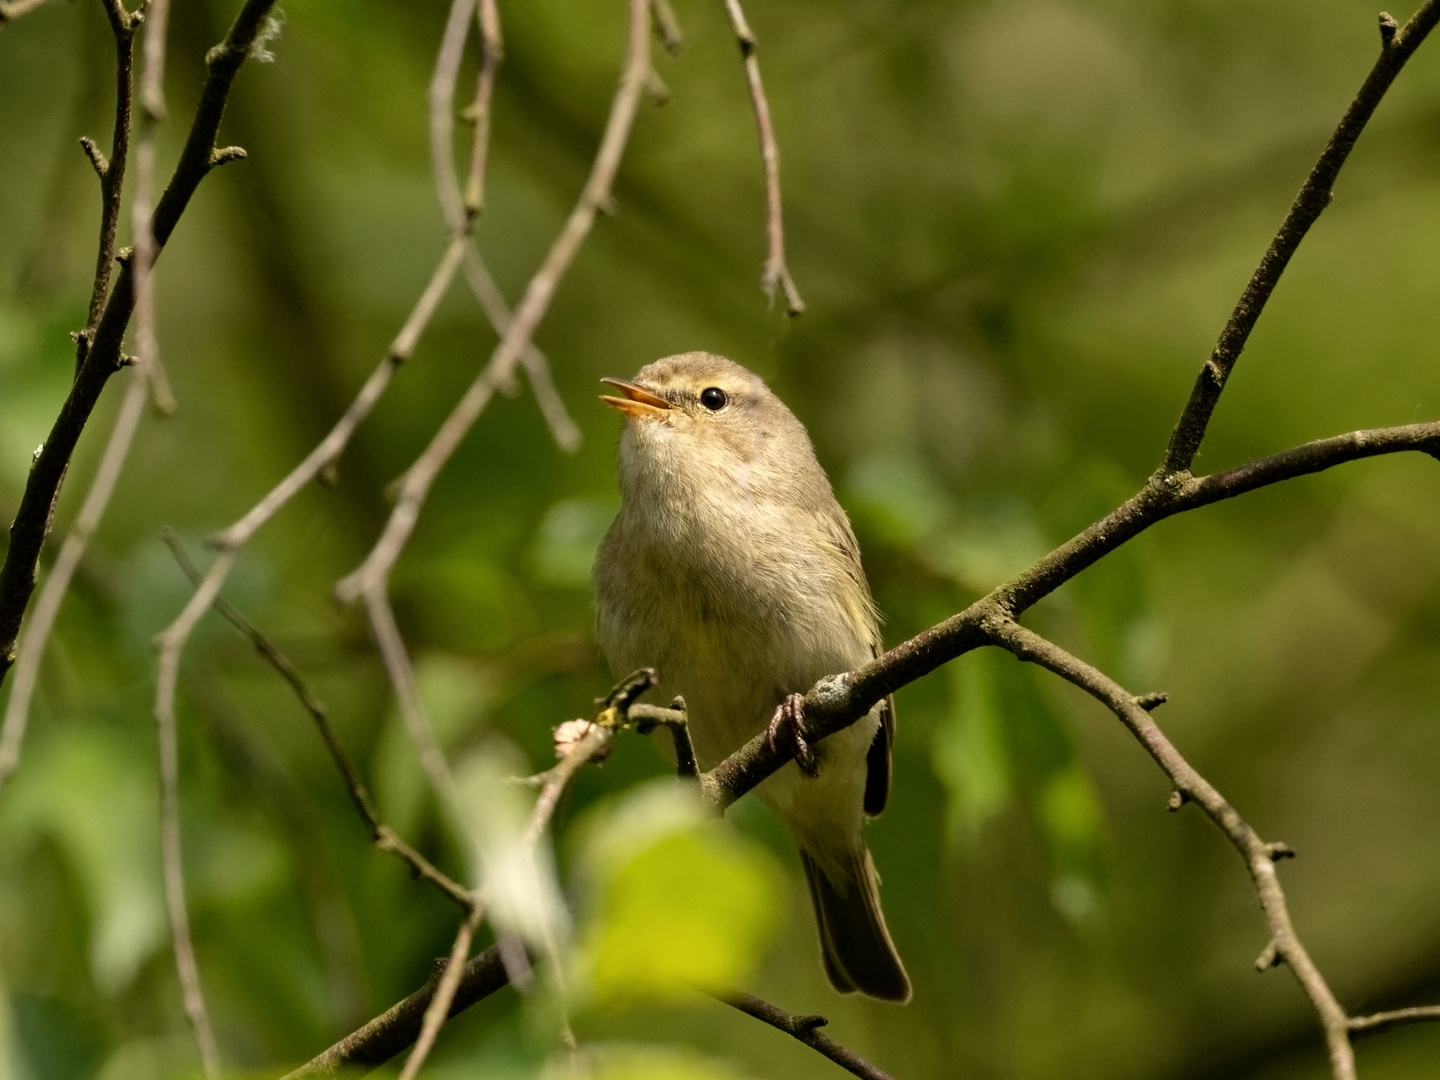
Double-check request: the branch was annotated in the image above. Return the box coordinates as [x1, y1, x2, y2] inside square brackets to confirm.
[718, 990, 895, 1080]
[700, 417, 1440, 808]
[395, 907, 484, 1080]
[335, 0, 654, 603]
[980, 618, 1358, 1077]
[717, 1, 800, 316]
[160, 532, 472, 911]
[0, 0, 53, 22]
[84, 0, 140, 332]
[1159, 1, 1440, 475]
[0, 0, 280, 689]
[1348, 1005, 1440, 1038]
[429, 0, 581, 452]
[721, 0, 803, 315]
[0, 372, 150, 792]
[282, 944, 511, 1079]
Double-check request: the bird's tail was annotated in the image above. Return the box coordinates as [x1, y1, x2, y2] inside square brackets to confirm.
[800, 843, 911, 1003]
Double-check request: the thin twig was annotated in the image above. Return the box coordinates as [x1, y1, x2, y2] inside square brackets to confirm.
[160, 532, 472, 911]
[0, 0, 54, 22]
[0, 371, 148, 792]
[650, 0, 683, 55]
[718, 990, 895, 1080]
[428, 0, 581, 452]
[0, 0, 280, 689]
[1348, 1005, 1440, 1037]
[0, 0, 151, 784]
[395, 906, 484, 1080]
[289, 672, 658, 1074]
[362, 585, 463, 819]
[720, 0, 803, 315]
[981, 619, 1357, 1078]
[149, 233, 471, 817]
[335, 0, 654, 603]
[281, 944, 512, 1078]
[1159, 1, 1440, 474]
[128, 3, 223, 1074]
[85, 0, 139, 332]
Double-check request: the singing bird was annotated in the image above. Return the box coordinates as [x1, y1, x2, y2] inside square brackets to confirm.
[592, 352, 910, 1002]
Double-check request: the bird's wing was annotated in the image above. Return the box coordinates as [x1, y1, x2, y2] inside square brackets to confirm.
[817, 504, 894, 818]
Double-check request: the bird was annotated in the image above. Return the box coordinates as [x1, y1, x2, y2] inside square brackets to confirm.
[592, 351, 910, 1003]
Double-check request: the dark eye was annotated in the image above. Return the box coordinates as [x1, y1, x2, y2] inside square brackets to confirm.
[700, 387, 728, 411]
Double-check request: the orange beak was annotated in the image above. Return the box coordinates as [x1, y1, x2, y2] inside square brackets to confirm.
[600, 377, 672, 420]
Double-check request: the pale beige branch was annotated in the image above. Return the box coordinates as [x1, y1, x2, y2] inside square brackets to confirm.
[336, 0, 653, 604]
[720, 0, 803, 315]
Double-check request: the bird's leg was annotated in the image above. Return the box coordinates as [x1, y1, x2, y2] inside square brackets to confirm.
[766, 693, 818, 778]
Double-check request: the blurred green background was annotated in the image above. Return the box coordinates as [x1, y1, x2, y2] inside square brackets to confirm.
[3, 0, 1440, 1077]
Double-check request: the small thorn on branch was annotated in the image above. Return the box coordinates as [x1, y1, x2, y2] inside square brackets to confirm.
[1255, 941, 1282, 971]
[79, 136, 109, 178]
[1134, 691, 1168, 711]
[208, 145, 247, 169]
[1379, 12, 1399, 46]
[1167, 789, 1188, 812]
[644, 68, 671, 104]
[1266, 841, 1296, 861]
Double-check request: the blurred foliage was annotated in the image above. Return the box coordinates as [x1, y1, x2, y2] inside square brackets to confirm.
[3, 0, 1440, 1078]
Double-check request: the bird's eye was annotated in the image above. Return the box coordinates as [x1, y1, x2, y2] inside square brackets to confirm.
[700, 387, 728, 411]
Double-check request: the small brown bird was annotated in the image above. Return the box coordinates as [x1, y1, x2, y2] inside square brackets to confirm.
[593, 351, 910, 1002]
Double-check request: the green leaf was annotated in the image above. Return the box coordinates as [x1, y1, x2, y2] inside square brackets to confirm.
[574, 783, 782, 1006]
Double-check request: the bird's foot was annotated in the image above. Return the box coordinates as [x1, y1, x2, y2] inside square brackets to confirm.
[766, 693, 818, 778]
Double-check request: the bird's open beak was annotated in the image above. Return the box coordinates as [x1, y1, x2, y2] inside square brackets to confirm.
[600, 377, 672, 420]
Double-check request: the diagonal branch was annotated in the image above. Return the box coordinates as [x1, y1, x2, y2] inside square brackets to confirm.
[281, 944, 512, 1079]
[429, 0, 581, 452]
[0, 0, 279, 690]
[335, 0, 654, 604]
[701, 418, 1440, 811]
[1159, 1, 1440, 475]
[160, 532, 472, 911]
[979, 618, 1358, 1078]
[720, 0, 803, 315]
[718, 990, 895, 1080]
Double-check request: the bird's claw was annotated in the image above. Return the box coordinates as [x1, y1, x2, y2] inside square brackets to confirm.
[766, 693, 818, 778]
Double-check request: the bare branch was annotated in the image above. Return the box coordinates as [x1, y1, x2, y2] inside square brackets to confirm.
[428, 0, 580, 452]
[981, 618, 1356, 1077]
[282, 944, 512, 1078]
[0, 0, 55, 22]
[0, 0, 281, 689]
[336, 0, 654, 603]
[160, 533, 472, 911]
[85, 0, 140, 331]
[1349, 1005, 1440, 1037]
[361, 586, 463, 816]
[395, 907, 483, 1080]
[650, 0, 683, 55]
[700, 416, 1440, 810]
[718, 990, 896, 1080]
[1159, 0, 1440, 475]
[720, 0, 803, 315]
[0, 370, 149, 792]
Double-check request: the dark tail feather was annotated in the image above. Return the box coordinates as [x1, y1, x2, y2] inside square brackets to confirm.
[800, 847, 911, 1003]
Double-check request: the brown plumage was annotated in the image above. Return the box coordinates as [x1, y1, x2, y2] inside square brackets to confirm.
[592, 352, 910, 1002]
